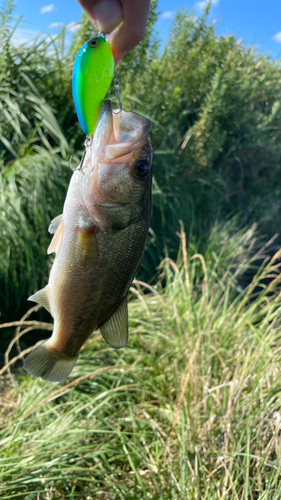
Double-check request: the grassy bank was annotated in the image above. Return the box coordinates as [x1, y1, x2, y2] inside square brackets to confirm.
[1, 221, 281, 499]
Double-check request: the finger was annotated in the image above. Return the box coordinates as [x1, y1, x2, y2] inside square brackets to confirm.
[110, 0, 151, 61]
[77, 0, 123, 33]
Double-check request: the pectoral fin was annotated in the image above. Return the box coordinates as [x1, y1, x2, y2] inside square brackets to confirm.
[99, 297, 128, 349]
[48, 214, 63, 234]
[76, 228, 98, 262]
[47, 220, 64, 255]
[28, 285, 51, 314]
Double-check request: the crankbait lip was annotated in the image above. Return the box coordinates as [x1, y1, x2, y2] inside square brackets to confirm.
[76, 99, 152, 173]
[81, 96, 152, 181]
[93, 99, 152, 149]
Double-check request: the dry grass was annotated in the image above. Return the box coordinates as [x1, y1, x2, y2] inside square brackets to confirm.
[1, 222, 281, 499]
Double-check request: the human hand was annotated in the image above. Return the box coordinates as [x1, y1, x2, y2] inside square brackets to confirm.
[77, 0, 151, 64]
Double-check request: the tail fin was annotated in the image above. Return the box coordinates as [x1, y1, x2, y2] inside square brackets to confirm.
[23, 342, 78, 383]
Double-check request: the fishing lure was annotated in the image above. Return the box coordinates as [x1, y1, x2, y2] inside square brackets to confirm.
[72, 35, 115, 136]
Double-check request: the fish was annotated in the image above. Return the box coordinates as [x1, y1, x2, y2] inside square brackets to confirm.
[23, 100, 153, 383]
[72, 36, 115, 136]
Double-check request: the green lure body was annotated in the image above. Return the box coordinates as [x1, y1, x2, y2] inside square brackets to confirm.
[72, 36, 114, 136]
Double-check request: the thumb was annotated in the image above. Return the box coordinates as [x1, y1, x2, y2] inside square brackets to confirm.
[77, 0, 123, 33]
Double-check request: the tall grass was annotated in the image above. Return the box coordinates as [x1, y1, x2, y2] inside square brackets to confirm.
[1, 221, 281, 499]
[0, 2, 80, 320]
[2, 0, 281, 320]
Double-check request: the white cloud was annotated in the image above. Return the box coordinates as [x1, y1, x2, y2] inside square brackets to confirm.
[11, 28, 58, 49]
[273, 32, 281, 43]
[196, 0, 219, 11]
[48, 21, 80, 34]
[49, 22, 63, 29]
[196, 1, 206, 9]
[11, 28, 41, 46]
[161, 11, 175, 20]
[40, 4, 55, 14]
[66, 22, 81, 33]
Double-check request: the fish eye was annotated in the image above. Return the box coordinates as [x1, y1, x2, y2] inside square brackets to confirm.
[132, 160, 151, 179]
[89, 39, 99, 48]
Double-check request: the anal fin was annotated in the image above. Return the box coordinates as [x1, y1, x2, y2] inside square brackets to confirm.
[99, 297, 128, 349]
[28, 285, 51, 314]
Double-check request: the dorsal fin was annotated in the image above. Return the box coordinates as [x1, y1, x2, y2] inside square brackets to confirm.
[99, 296, 128, 349]
[48, 214, 63, 234]
[28, 285, 51, 313]
[47, 220, 64, 255]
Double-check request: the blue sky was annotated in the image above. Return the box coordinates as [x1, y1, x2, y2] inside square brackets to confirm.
[11, 0, 281, 59]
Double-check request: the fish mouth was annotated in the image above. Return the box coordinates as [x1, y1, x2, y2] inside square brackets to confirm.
[93, 99, 152, 162]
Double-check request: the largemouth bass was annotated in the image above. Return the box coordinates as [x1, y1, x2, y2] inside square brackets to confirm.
[24, 100, 152, 382]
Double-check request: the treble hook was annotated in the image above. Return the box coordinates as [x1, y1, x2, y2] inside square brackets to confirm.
[77, 136, 92, 174]
[112, 71, 135, 115]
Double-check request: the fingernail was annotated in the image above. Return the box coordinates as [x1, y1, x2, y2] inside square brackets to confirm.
[91, 0, 123, 32]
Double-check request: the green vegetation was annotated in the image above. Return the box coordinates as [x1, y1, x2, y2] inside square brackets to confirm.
[1, 0, 281, 497]
[1, 221, 281, 498]
[1, 0, 281, 319]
